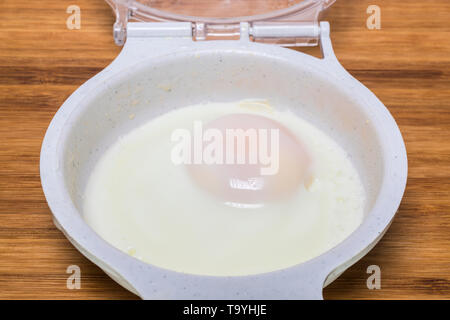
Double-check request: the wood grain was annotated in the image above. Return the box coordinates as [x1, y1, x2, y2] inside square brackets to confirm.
[0, 0, 449, 299]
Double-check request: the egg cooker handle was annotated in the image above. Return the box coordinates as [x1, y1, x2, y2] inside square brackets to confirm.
[124, 264, 330, 300]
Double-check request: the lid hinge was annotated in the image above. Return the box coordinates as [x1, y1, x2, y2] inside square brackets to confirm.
[248, 22, 321, 46]
[127, 22, 192, 39]
[109, 0, 329, 46]
[250, 22, 320, 40]
[120, 21, 322, 47]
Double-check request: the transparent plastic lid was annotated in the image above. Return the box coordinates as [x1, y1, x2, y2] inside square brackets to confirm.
[106, 0, 335, 45]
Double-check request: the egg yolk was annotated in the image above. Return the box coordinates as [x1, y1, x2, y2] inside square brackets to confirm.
[186, 114, 310, 206]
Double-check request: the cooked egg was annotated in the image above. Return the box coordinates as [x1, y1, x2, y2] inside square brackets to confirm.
[186, 113, 311, 206]
[83, 100, 365, 276]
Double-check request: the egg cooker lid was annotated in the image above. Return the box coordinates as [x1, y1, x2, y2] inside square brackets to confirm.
[106, 0, 335, 45]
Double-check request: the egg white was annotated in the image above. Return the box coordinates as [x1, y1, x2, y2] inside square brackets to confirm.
[83, 100, 365, 276]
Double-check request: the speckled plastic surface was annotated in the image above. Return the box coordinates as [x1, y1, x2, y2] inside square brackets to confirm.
[40, 22, 407, 299]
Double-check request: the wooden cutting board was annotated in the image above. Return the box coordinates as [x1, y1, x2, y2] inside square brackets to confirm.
[0, 0, 449, 299]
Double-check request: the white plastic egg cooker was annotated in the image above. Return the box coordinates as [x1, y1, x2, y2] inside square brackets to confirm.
[40, 0, 407, 299]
